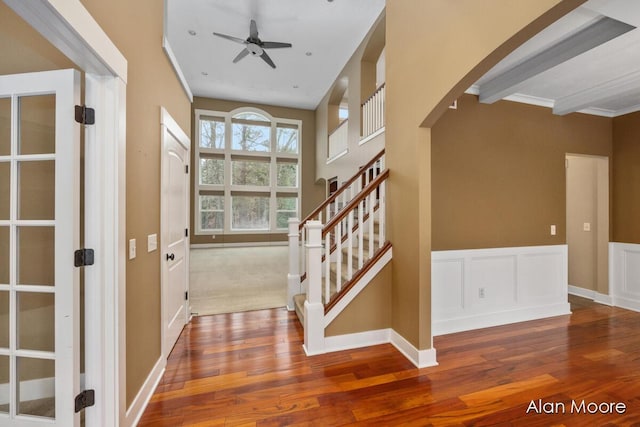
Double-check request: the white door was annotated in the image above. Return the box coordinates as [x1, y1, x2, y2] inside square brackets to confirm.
[161, 108, 190, 358]
[0, 70, 81, 426]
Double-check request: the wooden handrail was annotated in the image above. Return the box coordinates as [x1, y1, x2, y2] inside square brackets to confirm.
[328, 118, 348, 138]
[299, 148, 385, 231]
[361, 82, 386, 107]
[322, 169, 389, 237]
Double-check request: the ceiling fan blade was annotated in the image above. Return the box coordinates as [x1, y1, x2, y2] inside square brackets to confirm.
[250, 19, 259, 39]
[233, 48, 250, 63]
[260, 50, 276, 69]
[213, 32, 247, 44]
[262, 41, 292, 49]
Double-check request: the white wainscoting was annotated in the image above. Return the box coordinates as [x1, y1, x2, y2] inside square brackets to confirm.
[432, 245, 571, 335]
[610, 242, 640, 312]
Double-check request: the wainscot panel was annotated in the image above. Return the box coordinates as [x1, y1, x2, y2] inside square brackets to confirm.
[610, 242, 640, 312]
[432, 245, 570, 335]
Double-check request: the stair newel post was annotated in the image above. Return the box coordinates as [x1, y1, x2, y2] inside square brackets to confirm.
[287, 218, 301, 311]
[304, 220, 325, 355]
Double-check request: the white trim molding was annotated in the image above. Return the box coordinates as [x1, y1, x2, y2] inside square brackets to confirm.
[5, 0, 127, 81]
[432, 245, 571, 335]
[610, 242, 640, 312]
[124, 357, 166, 427]
[390, 330, 438, 369]
[323, 329, 438, 369]
[568, 285, 613, 305]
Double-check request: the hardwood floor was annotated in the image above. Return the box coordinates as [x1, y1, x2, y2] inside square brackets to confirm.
[139, 296, 640, 426]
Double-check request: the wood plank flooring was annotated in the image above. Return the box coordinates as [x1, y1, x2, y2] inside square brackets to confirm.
[139, 296, 640, 426]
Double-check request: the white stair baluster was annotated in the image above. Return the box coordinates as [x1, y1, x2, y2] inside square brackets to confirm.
[347, 210, 353, 280]
[358, 199, 364, 269]
[325, 232, 331, 304]
[368, 192, 374, 258]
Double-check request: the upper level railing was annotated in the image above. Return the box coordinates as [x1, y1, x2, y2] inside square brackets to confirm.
[361, 83, 385, 139]
[328, 119, 348, 161]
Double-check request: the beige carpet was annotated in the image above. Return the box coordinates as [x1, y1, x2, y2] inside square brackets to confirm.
[189, 246, 288, 316]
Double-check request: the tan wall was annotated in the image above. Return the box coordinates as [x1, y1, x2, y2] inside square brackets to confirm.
[325, 263, 392, 336]
[80, 0, 192, 407]
[612, 112, 640, 244]
[315, 12, 386, 188]
[565, 155, 609, 295]
[385, 0, 584, 350]
[0, 2, 77, 75]
[431, 94, 612, 250]
[190, 97, 324, 245]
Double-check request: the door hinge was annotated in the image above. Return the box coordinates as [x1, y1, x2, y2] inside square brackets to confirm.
[75, 389, 95, 413]
[75, 105, 95, 125]
[185, 228, 189, 237]
[74, 249, 95, 267]
[185, 291, 188, 300]
[185, 164, 189, 174]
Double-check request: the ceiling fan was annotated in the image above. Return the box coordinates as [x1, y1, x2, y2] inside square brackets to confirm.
[213, 19, 292, 69]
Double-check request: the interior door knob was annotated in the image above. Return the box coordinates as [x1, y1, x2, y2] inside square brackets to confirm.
[166, 253, 175, 261]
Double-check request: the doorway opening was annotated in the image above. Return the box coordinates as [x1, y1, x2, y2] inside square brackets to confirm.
[566, 154, 609, 301]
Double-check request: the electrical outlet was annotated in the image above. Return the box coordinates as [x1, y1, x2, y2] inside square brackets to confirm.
[550, 225, 557, 236]
[583, 222, 591, 232]
[479, 288, 485, 298]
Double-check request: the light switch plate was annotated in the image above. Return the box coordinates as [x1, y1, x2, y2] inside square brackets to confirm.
[550, 225, 556, 236]
[129, 238, 136, 260]
[583, 222, 591, 232]
[148, 234, 158, 252]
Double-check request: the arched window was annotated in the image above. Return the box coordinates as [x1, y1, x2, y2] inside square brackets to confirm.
[195, 108, 301, 234]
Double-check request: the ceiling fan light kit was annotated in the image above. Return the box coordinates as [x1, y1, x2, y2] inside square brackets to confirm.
[213, 19, 292, 69]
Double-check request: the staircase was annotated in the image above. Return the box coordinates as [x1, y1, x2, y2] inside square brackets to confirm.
[287, 149, 391, 355]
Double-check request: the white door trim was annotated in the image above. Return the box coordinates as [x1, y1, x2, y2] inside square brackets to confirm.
[160, 107, 191, 359]
[3, 1, 128, 426]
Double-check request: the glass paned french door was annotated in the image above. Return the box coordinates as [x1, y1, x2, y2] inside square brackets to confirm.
[0, 70, 81, 426]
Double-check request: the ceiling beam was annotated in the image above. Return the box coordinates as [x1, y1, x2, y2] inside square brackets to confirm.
[479, 16, 634, 104]
[553, 68, 640, 115]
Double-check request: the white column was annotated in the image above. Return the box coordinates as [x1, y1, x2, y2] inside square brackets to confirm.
[287, 218, 301, 311]
[304, 220, 325, 355]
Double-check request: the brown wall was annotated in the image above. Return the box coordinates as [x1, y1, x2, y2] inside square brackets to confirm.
[385, 0, 583, 350]
[325, 263, 392, 336]
[80, 0, 192, 407]
[431, 94, 612, 250]
[190, 97, 324, 245]
[612, 112, 640, 244]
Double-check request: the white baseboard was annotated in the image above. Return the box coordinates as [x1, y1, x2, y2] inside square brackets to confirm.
[0, 373, 87, 405]
[568, 285, 613, 306]
[125, 356, 166, 427]
[0, 377, 54, 405]
[390, 330, 438, 369]
[323, 328, 438, 369]
[433, 303, 571, 336]
[324, 329, 391, 353]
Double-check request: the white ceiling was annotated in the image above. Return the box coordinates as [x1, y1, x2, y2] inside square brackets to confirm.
[166, 0, 385, 110]
[471, 0, 640, 117]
